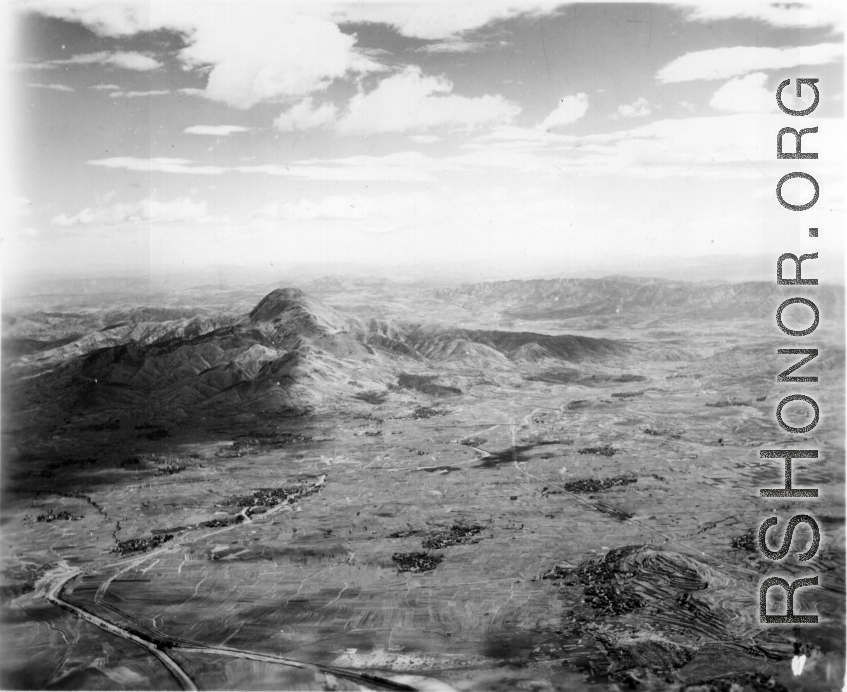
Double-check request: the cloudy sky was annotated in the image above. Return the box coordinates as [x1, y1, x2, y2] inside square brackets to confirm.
[7, 0, 845, 283]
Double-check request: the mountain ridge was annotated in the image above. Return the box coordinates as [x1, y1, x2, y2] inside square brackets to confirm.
[431, 276, 845, 321]
[7, 287, 629, 422]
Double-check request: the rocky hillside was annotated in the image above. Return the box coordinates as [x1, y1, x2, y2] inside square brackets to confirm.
[7, 288, 627, 421]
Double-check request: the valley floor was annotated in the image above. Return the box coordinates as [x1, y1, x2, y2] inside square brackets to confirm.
[2, 315, 844, 692]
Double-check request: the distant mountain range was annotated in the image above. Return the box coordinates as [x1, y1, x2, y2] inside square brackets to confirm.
[429, 276, 845, 321]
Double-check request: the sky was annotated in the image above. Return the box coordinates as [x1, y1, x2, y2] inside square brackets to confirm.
[5, 0, 846, 285]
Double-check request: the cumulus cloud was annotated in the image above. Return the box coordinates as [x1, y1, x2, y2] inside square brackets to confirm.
[336, 66, 520, 135]
[272, 66, 519, 135]
[23, 2, 564, 108]
[184, 125, 251, 136]
[24, 2, 386, 108]
[536, 93, 589, 131]
[28, 82, 74, 92]
[615, 97, 653, 119]
[710, 72, 775, 113]
[657, 43, 842, 83]
[22, 0, 843, 113]
[21, 1, 172, 36]
[178, 9, 385, 108]
[331, 2, 565, 41]
[274, 98, 338, 132]
[51, 197, 209, 226]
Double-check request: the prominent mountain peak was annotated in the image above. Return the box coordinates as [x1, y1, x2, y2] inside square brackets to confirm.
[250, 288, 307, 317]
[248, 287, 349, 333]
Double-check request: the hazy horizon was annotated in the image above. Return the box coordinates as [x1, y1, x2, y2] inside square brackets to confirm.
[6, 251, 847, 297]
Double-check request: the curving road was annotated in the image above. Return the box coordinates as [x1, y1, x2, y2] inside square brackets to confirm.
[44, 562, 198, 691]
[37, 475, 426, 691]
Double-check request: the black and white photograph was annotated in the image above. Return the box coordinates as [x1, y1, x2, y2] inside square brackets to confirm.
[3, 1, 845, 690]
